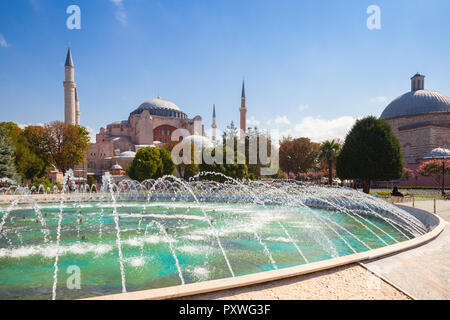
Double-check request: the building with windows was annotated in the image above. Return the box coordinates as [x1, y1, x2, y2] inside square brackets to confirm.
[63, 47, 249, 180]
[380, 74, 450, 186]
[85, 94, 205, 179]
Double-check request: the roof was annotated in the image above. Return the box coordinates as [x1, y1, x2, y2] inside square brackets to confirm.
[115, 151, 136, 158]
[423, 147, 450, 159]
[380, 89, 450, 119]
[129, 97, 187, 118]
[111, 164, 123, 170]
[65, 47, 74, 67]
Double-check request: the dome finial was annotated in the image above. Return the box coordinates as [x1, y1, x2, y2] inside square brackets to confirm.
[157, 90, 161, 99]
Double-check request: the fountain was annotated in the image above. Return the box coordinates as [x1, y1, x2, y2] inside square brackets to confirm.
[0, 171, 436, 300]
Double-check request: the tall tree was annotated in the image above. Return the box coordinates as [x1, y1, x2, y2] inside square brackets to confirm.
[162, 141, 199, 179]
[336, 116, 403, 194]
[0, 126, 20, 182]
[159, 147, 176, 176]
[127, 146, 175, 182]
[199, 145, 248, 182]
[418, 160, 450, 192]
[0, 122, 47, 182]
[43, 121, 90, 174]
[279, 137, 320, 174]
[319, 139, 341, 185]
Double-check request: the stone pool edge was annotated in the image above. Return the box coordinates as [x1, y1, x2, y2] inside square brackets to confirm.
[83, 205, 445, 300]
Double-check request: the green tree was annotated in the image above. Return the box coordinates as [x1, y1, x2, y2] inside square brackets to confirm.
[199, 145, 248, 182]
[43, 121, 90, 173]
[87, 175, 96, 187]
[319, 139, 341, 185]
[0, 126, 20, 182]
[29, 178, 52, 192]
[245, 127, 277, 179]
[162, 141, 199, 180]
[336, 116, 403, 194]
[127, 147, 175, 182]
[0, 122, 48, 181]
[159, 147, 176, 176]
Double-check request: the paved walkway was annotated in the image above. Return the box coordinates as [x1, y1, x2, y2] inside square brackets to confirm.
[362, 200, 450, 300]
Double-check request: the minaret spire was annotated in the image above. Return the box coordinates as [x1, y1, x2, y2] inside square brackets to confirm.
[239, 78, 247, 138]
[65, 45, 74, 67]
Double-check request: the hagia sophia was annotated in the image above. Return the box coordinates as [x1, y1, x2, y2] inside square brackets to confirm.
[64, 47, 247, 181]
[64, 47, 449, 186]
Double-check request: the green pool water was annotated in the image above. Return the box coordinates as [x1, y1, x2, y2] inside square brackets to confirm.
[0, 201, 412, 300]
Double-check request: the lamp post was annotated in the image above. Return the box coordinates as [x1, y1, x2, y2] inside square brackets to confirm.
[423, 147, 450, 196]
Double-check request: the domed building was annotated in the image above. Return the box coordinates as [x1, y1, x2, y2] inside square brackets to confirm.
[64, 47, 250, 182]
[85, 93, 205, 179]
[380, 74, 450, 185]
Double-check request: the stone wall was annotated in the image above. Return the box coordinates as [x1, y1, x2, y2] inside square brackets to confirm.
[386, 112, 450, 165]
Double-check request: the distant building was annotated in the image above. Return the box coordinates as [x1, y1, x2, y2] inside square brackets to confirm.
[380, 74, 450, 186]
[86, 95, 205, 180]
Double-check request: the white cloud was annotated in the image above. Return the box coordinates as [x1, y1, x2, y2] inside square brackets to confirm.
[17, 123, 44, 129]
[0, 33, 9, 48]
[298, 104, 309, 112]
[85, 126, 97, 143]
[265, 115, 291, 126]
[110, 0, 127, 25]
[244, 113, 356, 143]
[247, 115, 261, 127]
[274, 115, 290, 125]
[292, 116, 356, 142]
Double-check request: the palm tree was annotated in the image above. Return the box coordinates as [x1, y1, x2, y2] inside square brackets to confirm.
[319, 139, 341, 185]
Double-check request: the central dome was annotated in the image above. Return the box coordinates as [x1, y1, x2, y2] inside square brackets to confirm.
[129, 96, 187, 119]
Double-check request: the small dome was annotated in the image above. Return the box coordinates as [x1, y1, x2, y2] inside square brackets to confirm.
[111, 164, 123, 170]
[116, 151, 136, 158]
[130, 97, 187, 119]
[423, 147, 450, 159]
[381, 90, 450, 119]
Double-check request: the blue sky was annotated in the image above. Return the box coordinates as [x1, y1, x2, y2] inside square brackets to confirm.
[1, 0, 450, 142]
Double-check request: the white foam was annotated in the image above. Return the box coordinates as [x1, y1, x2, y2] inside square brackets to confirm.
[0, 242, 113, 259]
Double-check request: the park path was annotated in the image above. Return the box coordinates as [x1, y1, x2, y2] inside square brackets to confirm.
[362, 200, 450, 300]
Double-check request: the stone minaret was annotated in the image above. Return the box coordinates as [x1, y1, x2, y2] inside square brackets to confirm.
[63, 46, 77, 125]
[75, 88, 81, 125]
[211, 104, 217, 143]
[411, 73, 425, 91]
[239, 79, 247, 138]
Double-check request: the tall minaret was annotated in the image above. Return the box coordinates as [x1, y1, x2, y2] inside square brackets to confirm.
[239, 79, 247, 138]
[75, 88, 80, 126]
[211, 104, 217, 143]
[63, 45, 77, 125]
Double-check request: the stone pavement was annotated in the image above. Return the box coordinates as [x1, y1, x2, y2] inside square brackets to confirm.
[361, 200, 450, 300]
